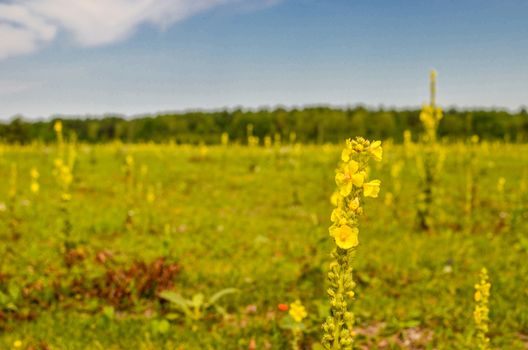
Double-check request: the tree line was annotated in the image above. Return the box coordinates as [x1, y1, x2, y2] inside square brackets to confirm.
[1, 106, 527, 144]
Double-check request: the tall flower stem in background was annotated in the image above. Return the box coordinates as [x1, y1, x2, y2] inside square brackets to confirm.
[417, 70, 443, 232]
[53, 121, 75, 264]
[322, 137, 382, 349]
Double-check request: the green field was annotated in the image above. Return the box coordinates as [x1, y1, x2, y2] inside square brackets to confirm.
[1, 142, 527, 349]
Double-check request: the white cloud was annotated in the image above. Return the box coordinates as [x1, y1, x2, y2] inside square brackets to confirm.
[0, 0, 273, 59]
[0, 3, 57, 58]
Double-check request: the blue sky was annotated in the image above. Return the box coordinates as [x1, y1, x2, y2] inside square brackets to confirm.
[0, 0, 527, 119]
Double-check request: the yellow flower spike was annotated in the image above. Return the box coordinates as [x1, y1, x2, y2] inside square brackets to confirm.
[331, 225, 359, 249]
[323, 137, 381, 349]
[289, 300, 307, 323]
[363, 180, 381, 198]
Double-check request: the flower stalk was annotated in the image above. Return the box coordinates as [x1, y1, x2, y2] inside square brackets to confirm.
[322, 137, 382, 349]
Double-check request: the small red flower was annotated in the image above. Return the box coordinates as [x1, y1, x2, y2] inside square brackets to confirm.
[278, 303, 289, 311]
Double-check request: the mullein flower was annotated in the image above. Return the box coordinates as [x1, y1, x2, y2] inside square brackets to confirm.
[285, 300, 308, 350]
[417, 70, 443, 231]
[419, 104, 443, 143]
[54, 120, 64, 160]
[322, 137, 382, 349]
[53, 122, 74, 258]
[289, 300, 307, 323]
[30, 167, 40, 194]
[474, 268, 491, 350]
[247, 124, 259, 147]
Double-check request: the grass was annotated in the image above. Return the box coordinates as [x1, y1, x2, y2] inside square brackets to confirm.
[0, 142, 527, 349]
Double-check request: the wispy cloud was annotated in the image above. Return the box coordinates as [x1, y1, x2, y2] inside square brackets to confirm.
[0, 0, 275, 59]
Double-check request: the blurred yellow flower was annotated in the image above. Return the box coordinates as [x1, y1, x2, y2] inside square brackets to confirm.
[289, 300, 307, 323]
[30, 167, 39, 179]
[31, 182, 40, 194]
[54, 120, 62, 134]
[369, 140, 383, 161]
[13, 340, 22, 348]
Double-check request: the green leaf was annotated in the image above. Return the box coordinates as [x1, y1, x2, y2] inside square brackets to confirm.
[159, 291, 193, 317]
[208, 288, 238, 306]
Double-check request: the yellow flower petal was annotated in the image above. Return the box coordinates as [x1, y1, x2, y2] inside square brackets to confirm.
[347, 160, 359, 174]
[363, 180, 381, 198]
[339, 182, 353, 197]
[369, 140, 383, 161]
[351, 171, 365, 187]
[341, 148, 352, 162]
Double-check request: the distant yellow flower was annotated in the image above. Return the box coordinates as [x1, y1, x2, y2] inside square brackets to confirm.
[289, 300, 307, 323]
[363, 180, 381, 198]
[330, 225, 359, 249]
[13, 340, 22, 348]
[125, 155, 134, 167]
[30, 167, 39, 179]
[369, 140, 383, 161]
[31, 182, 40, 194]
[54, 120, 62, 134]
[147, 190, 156, 204]
[497, 177, 505, 193]
[30, 167, 40, 194]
